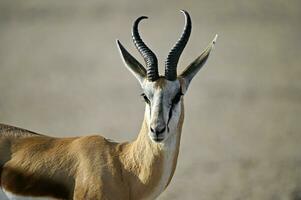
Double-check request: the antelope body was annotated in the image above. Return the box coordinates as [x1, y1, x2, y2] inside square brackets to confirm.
[0, 10, 217, 200]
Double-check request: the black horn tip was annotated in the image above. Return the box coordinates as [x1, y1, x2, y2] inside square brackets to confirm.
[180, 10, 191, 23]
[132, 16, 148, 34]
[132, 14, 159, 82]
[165, 10, 192, 81]
[135, 16, 148, 23]
[180, 9, 188, 14]
[116, 39, 121, 46]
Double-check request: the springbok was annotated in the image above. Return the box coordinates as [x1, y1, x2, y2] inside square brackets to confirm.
[0, 10, 217, 200]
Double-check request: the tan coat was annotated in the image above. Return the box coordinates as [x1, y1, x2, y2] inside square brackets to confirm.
[0, 102, 184, 200]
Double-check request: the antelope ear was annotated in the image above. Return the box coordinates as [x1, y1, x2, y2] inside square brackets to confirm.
[116, 40, 146, 85]
[180, 34, 218, 91]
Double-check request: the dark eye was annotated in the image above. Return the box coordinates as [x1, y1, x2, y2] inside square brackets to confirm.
[172, 92, 183, 105]
[141, 93, 150, 104]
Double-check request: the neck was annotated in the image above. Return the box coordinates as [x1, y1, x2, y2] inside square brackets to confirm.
[119, 102, 184, 200]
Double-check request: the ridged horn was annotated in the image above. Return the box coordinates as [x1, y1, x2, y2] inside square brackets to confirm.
[165, 10, 192, 81]
[132, 16, 159, 81]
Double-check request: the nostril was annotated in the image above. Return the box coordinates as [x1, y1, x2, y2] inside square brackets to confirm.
[157, 127, 166, 134]
[150, 126, 166, 135]
[150, 127, 155, 133]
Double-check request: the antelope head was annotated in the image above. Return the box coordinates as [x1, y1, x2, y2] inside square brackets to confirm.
[117, 10, 217, 143]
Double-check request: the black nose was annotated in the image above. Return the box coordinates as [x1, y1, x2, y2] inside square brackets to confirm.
[150, 126, 166, 135]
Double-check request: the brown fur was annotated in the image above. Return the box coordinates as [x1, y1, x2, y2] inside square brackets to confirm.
[154, 77, 167, 89]
[0, 95, 185, 200]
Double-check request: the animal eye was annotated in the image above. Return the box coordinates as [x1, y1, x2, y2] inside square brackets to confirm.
[172, 92, 183, 105]
[141, 93, 150, 104]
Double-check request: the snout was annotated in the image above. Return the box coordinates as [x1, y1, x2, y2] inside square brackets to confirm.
[150, 124, 166, 142]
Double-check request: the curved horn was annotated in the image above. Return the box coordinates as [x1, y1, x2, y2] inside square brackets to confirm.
[132, 16, 159, 81]
[165, 10, 192, 81]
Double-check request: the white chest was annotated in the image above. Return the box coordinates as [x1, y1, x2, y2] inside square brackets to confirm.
[1, 188, 57, 200]
[0, 187, 9, 200]
[145, 137, 178, 200]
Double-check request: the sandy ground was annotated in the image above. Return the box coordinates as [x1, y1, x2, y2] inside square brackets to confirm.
[0, 0, 301, 199]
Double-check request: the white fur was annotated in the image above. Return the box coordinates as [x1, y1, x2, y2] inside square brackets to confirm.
[0, 187, 9, 200]
[1, 188, 57, 200]
[143, 79, 181, 142]
[142, 80, 182, 200]
[148, 131, 178, 200]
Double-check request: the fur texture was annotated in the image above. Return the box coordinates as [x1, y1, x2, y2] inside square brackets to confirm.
[0, 100, 184, 200]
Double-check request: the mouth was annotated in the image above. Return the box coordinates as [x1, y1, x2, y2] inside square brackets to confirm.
[151, 135, 165, 143]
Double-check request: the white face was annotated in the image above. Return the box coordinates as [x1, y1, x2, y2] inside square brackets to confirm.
[141, 77, 183, 143]
[117, 30, 216, 143]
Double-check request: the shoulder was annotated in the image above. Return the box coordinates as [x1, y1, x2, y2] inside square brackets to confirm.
[72, 134, 117, 151]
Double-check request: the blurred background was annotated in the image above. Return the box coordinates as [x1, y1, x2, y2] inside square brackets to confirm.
[0, 0, 301, 199]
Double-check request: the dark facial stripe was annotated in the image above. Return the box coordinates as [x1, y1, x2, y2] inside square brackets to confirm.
[167, 106, 173, 132]
[167, 89, 183, 131]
